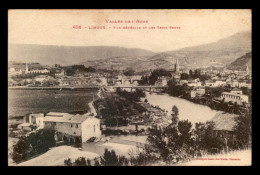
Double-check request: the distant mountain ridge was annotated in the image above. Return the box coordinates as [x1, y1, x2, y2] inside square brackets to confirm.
[144, 31, 252, 70]
[8, 31, 251, 71]
[8, 44, 155, 66]
[227, 52, 252, 71]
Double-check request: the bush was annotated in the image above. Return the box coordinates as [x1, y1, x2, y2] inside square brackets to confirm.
[12, 129, 56, 163]
[75, 157, 87, 166]
[64, 158, 73, 166]
[100, 149, 128, 166]
[12, 136, 26, 163]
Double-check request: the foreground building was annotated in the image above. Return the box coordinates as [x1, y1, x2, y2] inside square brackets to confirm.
[43, 112, 101, 143]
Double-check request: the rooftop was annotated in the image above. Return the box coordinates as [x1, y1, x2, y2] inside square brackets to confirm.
[44, 112, 96, 124]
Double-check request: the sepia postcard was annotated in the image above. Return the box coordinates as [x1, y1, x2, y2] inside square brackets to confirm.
[8, 9, 252, 166]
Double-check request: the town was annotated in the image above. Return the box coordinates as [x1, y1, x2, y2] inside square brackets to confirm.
[8, 57, 251, 166]
[8, 9, 252, 167]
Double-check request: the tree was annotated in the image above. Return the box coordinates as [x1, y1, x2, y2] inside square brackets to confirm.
[171, 105, 179, 126]
[177, 120, 193, 147]
[94, 158, 101, 166]
[64, 158, 73, 166]
[12, 136, 26, 163]
[233, 108, 252, 148]
[189, 70, 193, 78]
[100, 149, 128, 166]
[123, 68, 135, 76]
[87, 159, 92, 166]
[74, 157, 87, 166]
[12, 129, 56, 163]
[180, 73, 190, 80]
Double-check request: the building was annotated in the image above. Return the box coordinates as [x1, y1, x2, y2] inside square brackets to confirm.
[174, 57, 180, 73]
[155, 77, 168, 86]
[33, 75, 55, 85]
[18, 113, 45, 131]
[187, 79, 202, 87]
[190, 86, 206, 98]
[205, 80, 217, 87]
[215, 80, 226, 87]
[55, 69, 65, 77]
[43, 112, 101, 143]
[25, 63, 50, 74]
[226, 80, 239, 88]
[221, 92, 249, 105]
[230, 88, 243, 95]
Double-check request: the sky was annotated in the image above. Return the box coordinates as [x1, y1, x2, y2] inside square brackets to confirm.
[8, 9, 251, 52]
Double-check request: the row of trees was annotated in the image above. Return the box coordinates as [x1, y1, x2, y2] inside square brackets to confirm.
[64, 65, 96, 76]
[167, 78, 190, 98]
[12, 129, 56, 164]
[94, 91, 147, 127]
[116, 88, 146, 102]
[139, 69, 172, 85]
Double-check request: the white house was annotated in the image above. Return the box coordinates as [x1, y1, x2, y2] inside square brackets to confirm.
[221, 92, 249, 105]
[190, 86, 206, 98]
[43, 112, 101, 143]
[205, 80, 217, 87]
[18, 113, 45, 131]
[34, 75, 55, 85]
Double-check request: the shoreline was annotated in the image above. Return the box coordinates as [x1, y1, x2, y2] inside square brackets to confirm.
[8, 86, 100, 90]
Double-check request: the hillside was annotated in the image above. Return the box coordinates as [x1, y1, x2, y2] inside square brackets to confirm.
[8, 31, 251, 71]
[145, 31, 252, 70]
[227, 52, 252, 71]
[8, 44, 155, 66]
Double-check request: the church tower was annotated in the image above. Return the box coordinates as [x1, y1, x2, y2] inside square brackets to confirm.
[246, 65, 250, 74]
[25, 63, 29, 73]
[175, 57, 179, 73]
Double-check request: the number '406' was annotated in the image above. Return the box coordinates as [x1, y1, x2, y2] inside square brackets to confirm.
[73, 25, 82, 29]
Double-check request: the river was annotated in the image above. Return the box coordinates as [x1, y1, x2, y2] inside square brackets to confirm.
[145, 92, 220, 124]
[8, 89, 99, 117]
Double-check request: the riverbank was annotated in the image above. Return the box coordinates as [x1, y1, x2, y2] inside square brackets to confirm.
[8, 86, 99, 90]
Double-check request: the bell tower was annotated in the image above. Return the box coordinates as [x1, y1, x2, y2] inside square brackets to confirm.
[175, 57, 179, 73]
[25, 63, 29, 73]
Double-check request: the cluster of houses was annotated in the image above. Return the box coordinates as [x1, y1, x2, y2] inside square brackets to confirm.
[18, 112, 101, 143]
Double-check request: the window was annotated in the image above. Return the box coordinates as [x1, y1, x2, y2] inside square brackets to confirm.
[76, 124, 78, 128]
[71, 124, 73, 128]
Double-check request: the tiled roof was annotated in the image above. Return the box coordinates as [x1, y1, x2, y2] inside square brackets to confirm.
[44, 112, 96, 124]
